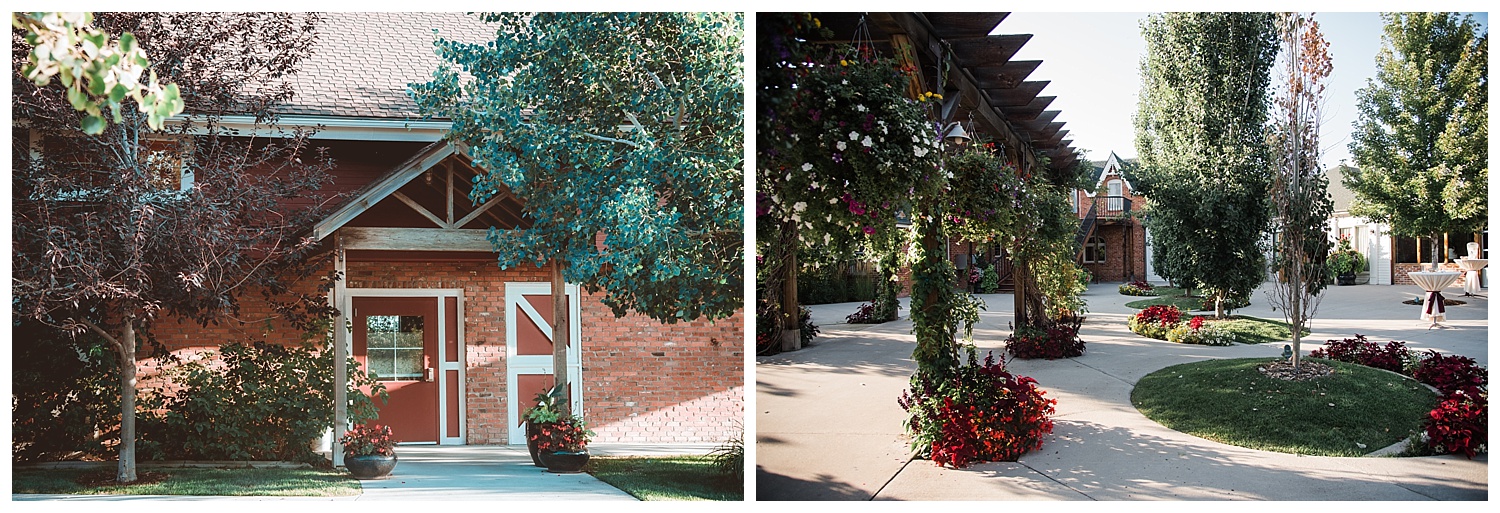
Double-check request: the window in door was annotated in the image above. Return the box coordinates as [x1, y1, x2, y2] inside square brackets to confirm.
[366, 315, 425, 381]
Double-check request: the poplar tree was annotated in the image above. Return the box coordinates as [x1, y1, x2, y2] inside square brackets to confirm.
[1133, 12, 1279, 318]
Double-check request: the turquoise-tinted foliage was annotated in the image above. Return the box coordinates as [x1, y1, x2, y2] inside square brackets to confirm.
[411, 13, 744, 323]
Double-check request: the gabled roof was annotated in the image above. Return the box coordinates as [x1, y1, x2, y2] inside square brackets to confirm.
[1325, 164, 1358, 213]
[313, 140, 462, 240]
[279, 12, 493, 119]
[1082, 151, 1137, 195]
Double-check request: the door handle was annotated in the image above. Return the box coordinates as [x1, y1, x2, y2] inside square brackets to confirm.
[425, 367, 435, 382]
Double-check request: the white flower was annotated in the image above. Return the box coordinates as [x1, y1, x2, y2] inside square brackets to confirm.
[786, 172, 792, 181]
[823, 233, 832, 244]
[802, 163, 813, 171]
[914, 146, 929, 158]
[861, 136, 873, 147]
[793, 201, 806, 212]
[810, 181, 820, 189]
[849, 131, 860, 140]
[855, 104, 867, 112]
[842, 79, 849, 85]
[836, 141, 847, 151]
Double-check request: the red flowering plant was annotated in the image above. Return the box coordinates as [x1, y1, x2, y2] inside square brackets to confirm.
[531, 414, 593, 453]
[1424, 390, 1487, 459]
[1127, 305, 1183, 340]
[1005, 317, 1085, 360]
[1308, 335, 1414, 374]
[1118, 280, 1157, 296]
[340, 424, 396, 457]
[1412, 351, 1488, 398]
[899, 347, 1056, 468]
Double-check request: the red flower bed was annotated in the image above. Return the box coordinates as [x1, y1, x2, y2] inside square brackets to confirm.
[900, 351, 1056, 468]
[1310, 336, 1488, 459]
[1005, 317, 1085, 360]
[1308, 335, 1410, 374]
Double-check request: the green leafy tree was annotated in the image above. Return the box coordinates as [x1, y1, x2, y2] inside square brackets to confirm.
[1346, 12, 1488, 263]
[1133, 12, 1279, 318]
[12, 13, 330, 483]
[412, 13, 744, 415]
[1267, 13, 1335, 371]
[12, 12, 183, 134]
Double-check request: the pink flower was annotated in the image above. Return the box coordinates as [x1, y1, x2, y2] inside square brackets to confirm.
[863, 226, 876, 235]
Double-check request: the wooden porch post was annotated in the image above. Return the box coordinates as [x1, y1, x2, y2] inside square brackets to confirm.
[550, 259, 571, 417]
[332, 235, 348, 467]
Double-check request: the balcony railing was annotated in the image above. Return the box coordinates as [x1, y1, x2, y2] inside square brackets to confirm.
[1087, 195, 1132, 219]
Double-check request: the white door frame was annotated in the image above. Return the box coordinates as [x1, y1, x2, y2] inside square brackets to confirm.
[348, 288, 466, 445]
[505, 282, 582, 444]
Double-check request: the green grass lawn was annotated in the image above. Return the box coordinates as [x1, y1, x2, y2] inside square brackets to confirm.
[1213, 316, 1307, 344]
[587, 455, 742, 501]
[11, 466, 360, 496]
[1132, 358, 1437, 457]
[1124, 287, 1205, 311]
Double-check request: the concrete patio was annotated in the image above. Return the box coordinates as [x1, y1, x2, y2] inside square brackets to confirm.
[756, 281, 1487, 500]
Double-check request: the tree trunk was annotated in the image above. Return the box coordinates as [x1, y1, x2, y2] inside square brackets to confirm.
[1431, 235, 1443, 270]
[550, 259, 571, 417]
[779, 220, 800, 351]
[116, 316, 138, 483]
[1012, 259, 1028, 327]
[1290, 258, 1302, 371]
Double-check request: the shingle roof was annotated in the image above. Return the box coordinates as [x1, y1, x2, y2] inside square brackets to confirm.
[1326, 164, 1358, 213]
[278, 12, 493, 118]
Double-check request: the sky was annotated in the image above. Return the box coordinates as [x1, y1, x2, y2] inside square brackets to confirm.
[995, 11, 1489, 169]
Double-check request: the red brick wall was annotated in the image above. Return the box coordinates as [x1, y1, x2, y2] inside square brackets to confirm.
[1082, 223, 1147, 282]
[144, 257, 743, 446]
[1393, 262, 1472, 287]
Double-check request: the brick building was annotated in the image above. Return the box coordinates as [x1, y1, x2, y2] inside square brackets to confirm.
[27, 13, 742, 461]
[1072, 152, 1148, 283]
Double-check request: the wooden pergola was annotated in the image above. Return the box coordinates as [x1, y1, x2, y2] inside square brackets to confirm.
[813, 13, 1079, 173]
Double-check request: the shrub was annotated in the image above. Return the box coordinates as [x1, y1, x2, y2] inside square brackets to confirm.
[980, 266, 1001, 293]
[708, 432, 745, 482]
[1424, 390, 1487, 459]
[1118, 280, 1157, 296]
[1308, 335, 1413, 374]
[1128, 305, 1183, 340]
[1005, 317, 1085, 360]
[899, 348, 1056, 468]
[1165, 316, 1237, 346]
[11, 324, 126, 463]
[1412, 351, 1488, 397]
[846, 294, 898, 324]
[798, 306, 820, 346]
[147, 339, 386, 463]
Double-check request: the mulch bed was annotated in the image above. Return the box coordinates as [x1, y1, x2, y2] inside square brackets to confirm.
[1257, 359, 1334, 382]
[77, 470, 170, 487]
[1401, 298, 1466, 306]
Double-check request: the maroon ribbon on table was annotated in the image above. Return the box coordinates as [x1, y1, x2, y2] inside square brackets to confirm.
[1426, 290, 1447, 316]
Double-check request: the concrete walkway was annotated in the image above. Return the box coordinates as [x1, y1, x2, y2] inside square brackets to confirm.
[15, 443, 718, 501]
[756, 282, 1488, 500]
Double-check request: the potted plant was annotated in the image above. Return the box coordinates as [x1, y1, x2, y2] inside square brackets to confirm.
[340, 424, 397, 479]
[1328, 236, 1365, 286]
[523, 383, 564, 467]
[532, 413, 594, 473]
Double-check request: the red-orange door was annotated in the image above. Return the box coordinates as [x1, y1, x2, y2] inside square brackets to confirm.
[353, 296, 439, 443]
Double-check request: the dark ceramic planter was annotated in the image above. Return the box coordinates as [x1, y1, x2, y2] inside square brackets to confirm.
[539, 450, 589, 473]
[526, 421, 544, 467]
[1336, 274, 1355, 286]
[346, 453, 397, 479]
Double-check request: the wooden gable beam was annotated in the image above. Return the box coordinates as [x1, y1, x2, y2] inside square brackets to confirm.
[312, 141, 456, 240]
